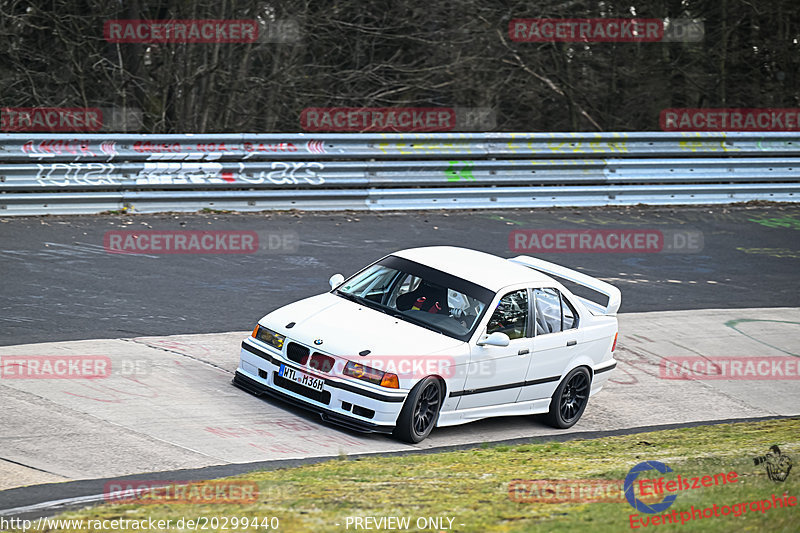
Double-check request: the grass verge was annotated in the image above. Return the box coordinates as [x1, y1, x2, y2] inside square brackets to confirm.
[12, 418, 800, 532]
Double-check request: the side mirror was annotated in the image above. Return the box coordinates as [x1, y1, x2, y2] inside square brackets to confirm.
[477, 331, 510, 347]
[329, 273, 345, 290]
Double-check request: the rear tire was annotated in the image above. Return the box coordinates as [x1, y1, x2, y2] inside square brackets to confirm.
[544, 367, 591, 429]
[393, 376, 442, 443]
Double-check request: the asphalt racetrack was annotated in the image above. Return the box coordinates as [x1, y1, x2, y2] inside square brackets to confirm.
[1, 204, 799, 516]
[2, 205, 800, 345]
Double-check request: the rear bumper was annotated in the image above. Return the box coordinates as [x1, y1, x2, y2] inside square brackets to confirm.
[590, 359, 617, 395]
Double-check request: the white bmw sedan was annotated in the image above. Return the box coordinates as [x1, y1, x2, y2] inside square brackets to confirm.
[234, 246, 620, 443]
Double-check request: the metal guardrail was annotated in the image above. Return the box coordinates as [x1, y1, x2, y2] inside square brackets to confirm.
[1, 132, 799, 215]
[2, 132, 799, 161]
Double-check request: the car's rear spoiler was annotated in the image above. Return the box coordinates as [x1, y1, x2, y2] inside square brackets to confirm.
[508, 255, 622, 316]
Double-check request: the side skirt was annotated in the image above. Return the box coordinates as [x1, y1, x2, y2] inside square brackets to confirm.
[436, 398, 552, 427]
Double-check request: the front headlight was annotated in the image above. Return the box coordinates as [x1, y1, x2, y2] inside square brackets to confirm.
[252, 325, 285, 350]
[344, 361, 399, 389]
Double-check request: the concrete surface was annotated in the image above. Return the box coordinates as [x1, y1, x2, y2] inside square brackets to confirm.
[1, 307, 798, 494]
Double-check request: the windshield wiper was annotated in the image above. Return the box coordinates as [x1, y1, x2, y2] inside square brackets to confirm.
[335, 291, 386, 313]
[335, 290, 363, 305]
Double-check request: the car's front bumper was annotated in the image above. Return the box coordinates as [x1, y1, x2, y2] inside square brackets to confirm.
[235, 339, 406, 434]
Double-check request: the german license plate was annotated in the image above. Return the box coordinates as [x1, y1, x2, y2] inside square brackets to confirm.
[279, 364, 324, 392]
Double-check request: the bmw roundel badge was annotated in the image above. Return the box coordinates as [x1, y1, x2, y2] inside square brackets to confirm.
[314, 339, 323, 345]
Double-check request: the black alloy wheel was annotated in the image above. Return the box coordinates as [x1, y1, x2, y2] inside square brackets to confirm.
[393, 376, 443, 443]
[544, 367, 591, 429]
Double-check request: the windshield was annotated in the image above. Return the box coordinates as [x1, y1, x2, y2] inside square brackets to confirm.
[335, 256, 493, 341]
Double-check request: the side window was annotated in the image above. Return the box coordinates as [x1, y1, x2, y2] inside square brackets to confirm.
[534, 288, 562, 334]
[486, 290, 529, 340]
[561, 293, 578, 330]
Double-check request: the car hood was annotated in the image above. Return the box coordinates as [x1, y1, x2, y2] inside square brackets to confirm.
[259, 293, 466, 357]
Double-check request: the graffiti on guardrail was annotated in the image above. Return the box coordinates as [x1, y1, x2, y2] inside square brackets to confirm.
[2, 133, 799, 215]
[31, 161, 327, 186]
[133, 140, 301, 156]
[22, 139, 117, 159]
[132, 142, 180, 154]
[17, 138, 323, 162]
[445, 161, 476, 182]
[6, 133, 800, 163]
[239, 162, 325, 185]
[134, 163, 231, 185]
[496, 139, 630, 154]
[35, 163, 118, 186]
[544, 141, 629, 154]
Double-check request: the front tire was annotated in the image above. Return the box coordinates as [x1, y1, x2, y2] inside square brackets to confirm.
[544, 367, 591, 429]
[393, 376, 442, 443]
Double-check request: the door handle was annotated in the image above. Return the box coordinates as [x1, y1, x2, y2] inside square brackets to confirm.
[566, 340, 577, 347]
[518, 349, 529, 355]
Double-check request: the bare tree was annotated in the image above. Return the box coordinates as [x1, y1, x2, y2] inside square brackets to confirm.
[1, 0, 797, 132]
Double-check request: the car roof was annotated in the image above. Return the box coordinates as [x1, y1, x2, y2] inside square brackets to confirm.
[391, 246, 553, 292]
